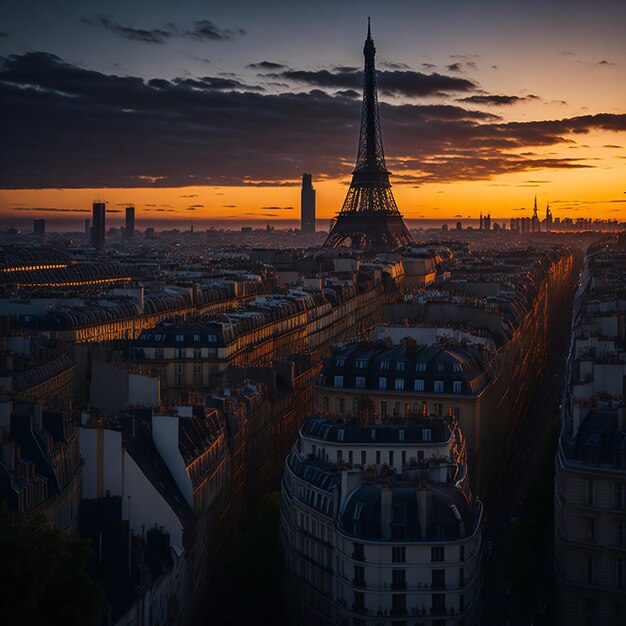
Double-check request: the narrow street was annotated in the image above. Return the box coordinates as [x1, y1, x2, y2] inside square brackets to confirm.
[480, 302, 575, 625]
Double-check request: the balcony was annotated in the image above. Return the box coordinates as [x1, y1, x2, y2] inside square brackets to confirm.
[352, 578, 366, 589]
[390, 607, 408, 617]
[391, 580, 407, 590]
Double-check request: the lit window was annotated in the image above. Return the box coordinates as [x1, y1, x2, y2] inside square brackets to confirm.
[453, 381, 462, 393]
[423, 428, 432, 442]
[399, 429, 405, 441]
[336, 357, 346, 367]
[416, 362, 427, 372]
[396, 361, 405, 371]
[434, 380, 444, 393]
[395, 378, 405, 390]
[338, 429, 345, 442]
[379, 377, 387, 390]
[356, 376, 366, 389]
[356, 359, 367, 369]
[380, 361, 390, 370]
[453, 363, 462, 372]
[334, 375, 344, 388]
[176, 334, 184, 342]
[414, 379, 424, 392]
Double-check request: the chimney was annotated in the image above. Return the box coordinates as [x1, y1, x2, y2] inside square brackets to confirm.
[417, 483, 432, 538]
[380, 485, 393, 540]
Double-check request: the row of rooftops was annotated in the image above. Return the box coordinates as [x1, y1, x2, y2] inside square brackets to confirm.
[318, 343, 488, 396]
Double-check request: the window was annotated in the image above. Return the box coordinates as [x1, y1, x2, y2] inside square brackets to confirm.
[356, 376, 366, 389]
[434, 380, 444, 393]
[353, 542, 365, 561]
[353, 565, 365, 586]
[176, 347, 186, 359]
[391, 594, 406, 614]
[453, 381, 462, 393]
[434, 402, 443, 415]
[618, 520, 626, 547]
[586, 517, 596, 542]
[349, 450, 353, 464]
[586, 479, 594, 507]
[323, 396, 329, 412]
[371, 429, 377, 441]
[338, 429, 345, 442]
[361, 450, 366, 466]
[353, 591, 365, 611]
[392, 569, 406, 589]
[399, 429, 405, 441]
[431, 546, 445, 562]
[459, 545, 465, 561]
[392, 547, 406, 563]
[353, 503, 364, 520]
[376, 450, 381, 465]
[432, 569, 445, 589]
[193, 347, 201, 359]
[460, 593, 465, 612]
[423, 428, 432, 442]
[176, 334, 185, 342]
[336, 450, 343, 462]
[395, 378, 405, 391]
[618, 558, 624, 589]
[459, 567, 465, 586]
[616, 483, 625, 510]
[432, 593, 446, 612]
[414, 379, 425, 392]
[338, 398, 345, 413]
[193, 334, 200, 342]
[334, 375, 344, 388]
[437, 363, 444, 373]
[396, 361, 405, 371]
[454, 363, 462, 372]
[416, 362, 427, 372]
[379, 377, 388, 390]
[336, 357, 346, 367]
[401, 450, 406, 465]
[380, 401, 388, 416]
[586, 556, 594, 584]
[388, 451, 394, 466]
[207, 334, 218, 342]
[356, 359, 367, 369]
[380, 360, 390, 370]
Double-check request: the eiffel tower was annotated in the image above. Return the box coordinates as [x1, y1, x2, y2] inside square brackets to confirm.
[323, 19, 414, 252]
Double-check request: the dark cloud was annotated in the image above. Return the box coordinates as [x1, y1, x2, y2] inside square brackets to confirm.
[1, 52, 625, 189]
[82, 17, 174, 44]
[247, 61, 286, 70]
[0, 32, 8, 38]
[603, 144, 622, 148]
[458, 94, 540, 106]
[336, 89, 359, 99]
[179, 194, 198, 197]
[12, 207, 89, 212]
[597, 60, 616, 66]
[187, 204, 204, 208]
[169, 76, 263, 92]
[260, 206, 294, 210]
[274, 68, 476, 98]
[446, 63, 463, 72]
[222, 204, 236, 208]
[421, 63, 436, 70]
[184, 20, 245, 42]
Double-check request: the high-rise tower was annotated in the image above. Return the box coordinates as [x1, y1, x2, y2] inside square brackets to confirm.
[125, 205, 135, 239]
[323, 20, 414, 251]
[91, 201, 106, 250]
[300, 173, 316, 233]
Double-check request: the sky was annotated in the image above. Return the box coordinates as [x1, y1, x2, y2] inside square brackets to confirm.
[1, 0, 625, 231]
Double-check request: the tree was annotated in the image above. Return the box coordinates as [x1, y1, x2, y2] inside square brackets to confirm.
[0, 503, 104, 626]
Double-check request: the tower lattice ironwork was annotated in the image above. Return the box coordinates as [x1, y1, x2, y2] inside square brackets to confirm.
[323, 19, 414, 251]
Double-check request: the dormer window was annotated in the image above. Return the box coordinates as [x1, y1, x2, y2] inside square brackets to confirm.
[437, 363, 444, 373]
[176, 335, 185, 342]
[338, 429, 345, 442]
[396, 361, 405, 371]
[414, 379, 424, 392]
[423, 428, 432, 442]
[416, 362, 427, 372]
[378, 377, 388, 390]
[399, 429, 405, 441]
[453, 363, 462, 373]
[356, 359, 367, 369]
[434, 380, 444, 393]
[336, 357, 346, 367]
[453, 381, 462, 393]
[356, 376, 366, 389]
[380, 361, 390, 370]
[334, 375, 344, 388]
[395, 378, 405, 391]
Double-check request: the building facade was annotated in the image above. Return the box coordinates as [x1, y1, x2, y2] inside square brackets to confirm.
[281, 416, 483, 626]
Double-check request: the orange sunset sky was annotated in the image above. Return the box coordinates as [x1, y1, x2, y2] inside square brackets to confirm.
[1, 0, 624, 230]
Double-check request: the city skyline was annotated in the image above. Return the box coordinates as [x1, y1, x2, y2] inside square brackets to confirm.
[1, 0, 625, 229]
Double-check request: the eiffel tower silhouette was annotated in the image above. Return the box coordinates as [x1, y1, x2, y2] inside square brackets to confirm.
[323, 19, 414, 252]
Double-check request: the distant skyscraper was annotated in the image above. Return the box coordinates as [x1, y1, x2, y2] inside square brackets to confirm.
[125, 206, 135, 239]
[33, 218, 45, 238]
[91, 201, 106, 250]
[545, 202, 553, 232]
[300, 173, 316, 233]
[84, 218, 90, 236]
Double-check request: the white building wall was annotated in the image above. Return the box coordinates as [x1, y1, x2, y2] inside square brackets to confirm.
[80, 427, 123, 498]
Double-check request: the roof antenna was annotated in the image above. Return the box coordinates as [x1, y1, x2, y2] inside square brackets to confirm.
[367, 16, 371, 39]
